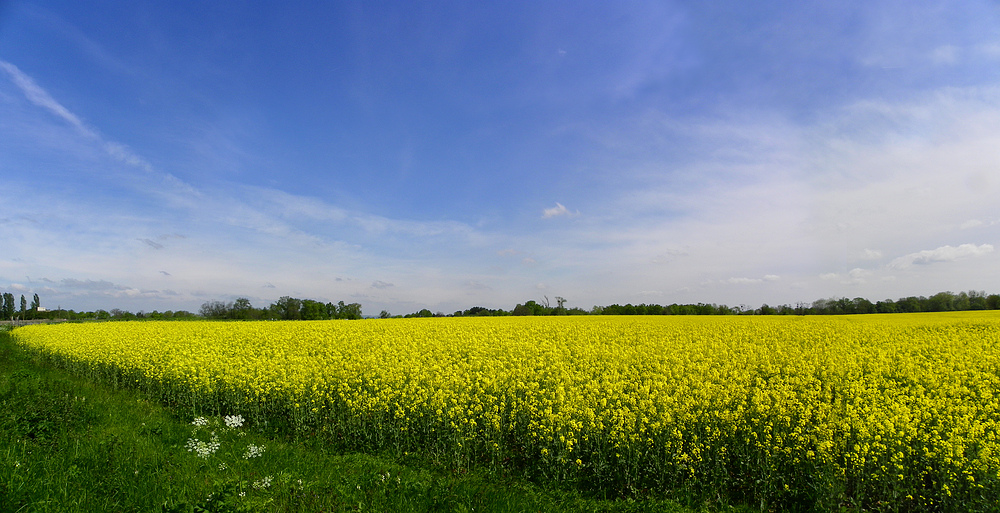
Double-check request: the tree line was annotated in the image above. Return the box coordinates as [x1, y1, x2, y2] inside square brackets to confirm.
[5, 289, 999, 323]
[1, 292, 42, 322]
[198, 296, 363, 320]
[401, 290, 1000, 318]
[0, 290, 199, 322]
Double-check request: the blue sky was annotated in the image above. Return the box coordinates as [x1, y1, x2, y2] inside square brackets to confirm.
[2, 1, 999, 315]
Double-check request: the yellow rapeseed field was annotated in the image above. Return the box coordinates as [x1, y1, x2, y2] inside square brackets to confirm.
[12, 313, 1000, 510]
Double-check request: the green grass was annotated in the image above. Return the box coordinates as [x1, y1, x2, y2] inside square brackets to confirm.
[0, 328, 713, 513]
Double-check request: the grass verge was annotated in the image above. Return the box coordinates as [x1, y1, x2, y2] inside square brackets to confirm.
[0, 328, 710, 513]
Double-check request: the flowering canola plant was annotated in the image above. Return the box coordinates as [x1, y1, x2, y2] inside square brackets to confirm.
[12, 313, 1000, 511]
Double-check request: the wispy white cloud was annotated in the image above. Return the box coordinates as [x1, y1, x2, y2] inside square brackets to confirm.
[860, 249, 883, 260]
[60, 279, 121, 290]
[889, 244, 994, 269]
[2, 60, 202, 209]
[724, 275, 780, 286]
[0, 60, 94, 136]
[542, 203, 580, 218]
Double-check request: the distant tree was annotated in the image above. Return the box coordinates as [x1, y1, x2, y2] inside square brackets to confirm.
[511, 303, 533, 316]
[270, 296, 302, 320]
[852, 297, 875, 314]
[875, 299, 898, 314]
[109, 308, 136, 320]
[230, 298, 255, 320]
[775, 304, 795, 315]
[954, 291, 972, 311]
[1, 293, 13, 321]
[896, 296, 924, 313]
[968, 290, 988, 310]
[341, 302, 363, 319]
[300, 299, 327, 320]
[379, 310, 391, 319]
[199, 300, 230, 319]
[20, 295, 27, 320]
[30, 293, 40, 317]
[927, 291, 956, 312]
[987, 294, 1000, 310]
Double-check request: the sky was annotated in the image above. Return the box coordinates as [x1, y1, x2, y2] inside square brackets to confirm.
[1, 1, 1000, 315]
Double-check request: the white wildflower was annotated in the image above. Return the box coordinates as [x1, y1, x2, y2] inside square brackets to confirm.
[192, 417, 209, 427]
[224, 415, 244, 429]
[185, 434, 221, 458]
[253, 475, 272, 489]
[243, 444, 265, 459]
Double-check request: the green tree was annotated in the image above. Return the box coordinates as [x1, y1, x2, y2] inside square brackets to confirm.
[300, 299, 327, 320]
[20, 295, 27, 320]
[968, 290, 988, 310]
[231, 297, 255, 320]
[270, 296, 302, 320]
[1, 293, 14, 320]
[511, 303, 533, 316]
[954, 291, 972, 311]
[927, 291, 956, 312]
[852, 297, 875, 314]
[875, 299, 898, 313]
[340, 302, 363, 320]
[199, 300, 230, 319]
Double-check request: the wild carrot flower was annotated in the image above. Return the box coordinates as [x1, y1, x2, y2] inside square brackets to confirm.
[185, 434, 220, 458]
[224, 415, 244, 429]
[244, 444, 265, 459]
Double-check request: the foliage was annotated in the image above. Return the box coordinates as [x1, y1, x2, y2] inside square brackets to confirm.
[0, 331, 692, 512]
[11, 314, 1000, 511]
[413, 290, 1000, 318]
[199, 297, 363, 321]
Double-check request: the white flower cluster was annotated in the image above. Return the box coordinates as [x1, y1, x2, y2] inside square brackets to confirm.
[243, 443, 265, 459]
[224, 414, 244, 429]
[185, 435, 221, 458]
[253, 475, 273, 490]
[192, 416, 210, 427]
